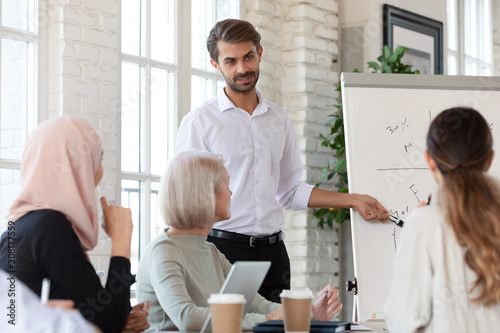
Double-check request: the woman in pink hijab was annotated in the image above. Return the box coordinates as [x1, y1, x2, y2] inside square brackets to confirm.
[0, 117, 149, 333]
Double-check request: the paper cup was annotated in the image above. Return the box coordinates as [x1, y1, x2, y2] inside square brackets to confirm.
[280, 289, 314, 333]
[208, 294, 246, 333]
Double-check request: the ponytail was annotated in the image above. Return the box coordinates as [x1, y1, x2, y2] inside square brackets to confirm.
[441, 168, 500, 305]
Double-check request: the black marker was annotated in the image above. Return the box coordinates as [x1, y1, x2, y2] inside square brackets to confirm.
[389, 215, 404, 227]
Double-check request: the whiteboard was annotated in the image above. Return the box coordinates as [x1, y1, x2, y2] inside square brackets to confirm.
[341, 73, 500, 322]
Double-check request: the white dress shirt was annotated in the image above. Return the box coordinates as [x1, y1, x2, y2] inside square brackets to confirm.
[384, 204, 500, 332]
[175, 88, 314, 236]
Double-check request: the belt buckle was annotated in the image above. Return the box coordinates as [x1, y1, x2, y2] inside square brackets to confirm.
[249, 236, 266, 247]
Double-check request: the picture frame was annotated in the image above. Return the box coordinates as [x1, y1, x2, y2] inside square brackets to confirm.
[383, 4, 443, 74]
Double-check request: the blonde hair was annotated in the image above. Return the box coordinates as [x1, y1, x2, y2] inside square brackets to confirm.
[159, 150, 226, 229]
[427, 107, 500, 306]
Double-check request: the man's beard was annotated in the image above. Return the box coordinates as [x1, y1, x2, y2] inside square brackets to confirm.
[223, 70, 260, 93]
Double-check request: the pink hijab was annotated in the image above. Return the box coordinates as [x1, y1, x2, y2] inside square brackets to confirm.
[7, 117, 102, 251]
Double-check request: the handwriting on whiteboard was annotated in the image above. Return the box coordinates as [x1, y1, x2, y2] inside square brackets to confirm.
[386, 117, 409, 134]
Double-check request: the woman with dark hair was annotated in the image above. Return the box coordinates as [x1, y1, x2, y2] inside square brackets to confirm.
[385, 107, 500, 332]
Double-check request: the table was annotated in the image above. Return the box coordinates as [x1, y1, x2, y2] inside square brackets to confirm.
[157, 320, 387, 332]
[350, 320, 386, 332]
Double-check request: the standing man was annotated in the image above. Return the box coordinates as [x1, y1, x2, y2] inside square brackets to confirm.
[175, 19, 389, 302]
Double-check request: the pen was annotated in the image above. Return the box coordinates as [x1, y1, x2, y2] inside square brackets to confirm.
[389, 215, 404, 227]
[41, 278, 51, 304]
[313, 290, 328, 307]
[427, 194, 432, 205]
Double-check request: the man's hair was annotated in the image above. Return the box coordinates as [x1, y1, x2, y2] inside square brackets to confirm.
[207, 19, 261, 62]
[159, 150, 226, 229]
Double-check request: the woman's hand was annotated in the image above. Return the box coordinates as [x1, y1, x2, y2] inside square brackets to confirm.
[417, 194, 432, 208]
[46, 299, 75, 310]
[123, 300, 150, 333]
[265, 305, 283, 321]
[311, 284, 343, 321]
[100, 197, 133, 259]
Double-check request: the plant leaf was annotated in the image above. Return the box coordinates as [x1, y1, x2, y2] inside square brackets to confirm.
[387, 53, 398, 63]
[331, 119, 343, 133]
[395, 46, 408, 55]
[383, 45, 391, 59]
[321, 168, 329, 178]
[336, 210, 344, 223]
[335, 158, 347, 172]
[327, 213, 334, 228]
[367, 61, 380, 71]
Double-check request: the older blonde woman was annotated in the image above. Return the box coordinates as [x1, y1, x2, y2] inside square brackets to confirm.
[136, 150, 342, 331]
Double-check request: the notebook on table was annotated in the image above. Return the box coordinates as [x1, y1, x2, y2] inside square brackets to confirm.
[252, 320, 351, 333]
[200, 261, 271, 333]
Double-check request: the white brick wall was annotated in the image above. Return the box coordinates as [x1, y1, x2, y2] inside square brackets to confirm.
[46, 0, 120, 284]
[246, 0, 342, 301]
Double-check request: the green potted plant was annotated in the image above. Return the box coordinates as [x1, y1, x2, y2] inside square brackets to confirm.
[314, 45, 420, 228]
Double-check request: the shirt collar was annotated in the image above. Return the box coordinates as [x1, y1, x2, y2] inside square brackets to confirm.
[217, 87, 270, 116]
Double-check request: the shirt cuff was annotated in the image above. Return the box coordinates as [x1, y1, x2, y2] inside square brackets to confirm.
[291, 183, 315, 210]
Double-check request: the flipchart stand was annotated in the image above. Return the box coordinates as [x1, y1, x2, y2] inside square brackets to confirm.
[345, 277, 359, 323]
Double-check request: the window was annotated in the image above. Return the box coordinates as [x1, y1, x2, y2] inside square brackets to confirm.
[0, 0, 44, 228]
[447, 0, 493, 75]
[120, 0, 239, 273]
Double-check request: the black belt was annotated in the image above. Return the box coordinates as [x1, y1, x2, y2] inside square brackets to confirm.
[209, 229, 285, 248]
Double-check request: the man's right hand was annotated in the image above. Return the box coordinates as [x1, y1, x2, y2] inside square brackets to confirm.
[351, 194, 389, 222]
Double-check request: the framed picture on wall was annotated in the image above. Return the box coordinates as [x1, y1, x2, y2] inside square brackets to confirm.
[383, 4, 443, 74]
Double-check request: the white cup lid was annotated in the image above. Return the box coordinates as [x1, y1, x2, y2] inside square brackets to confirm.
[207, 293, 246, 304]
[279, 289, 314, 299]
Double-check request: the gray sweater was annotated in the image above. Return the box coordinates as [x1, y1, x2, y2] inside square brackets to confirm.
[136, 232, 279, 331]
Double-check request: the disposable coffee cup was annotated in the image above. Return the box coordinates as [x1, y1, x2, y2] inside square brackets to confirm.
[280, 289, 314, 333]
[207, 293, 246, 333]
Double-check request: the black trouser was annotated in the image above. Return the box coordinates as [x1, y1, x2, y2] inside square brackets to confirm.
[207, 234, 290, 303]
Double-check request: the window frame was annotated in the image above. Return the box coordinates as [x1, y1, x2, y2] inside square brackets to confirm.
[0, 0, 47, 224]
[119, 0, 176, 268]
[447, 0, 493, 75]
[119, 0, 240, 271]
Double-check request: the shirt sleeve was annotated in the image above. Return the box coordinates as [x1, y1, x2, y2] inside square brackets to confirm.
[384, 208, 433, 333]
[276, 115, 314, 210]
[175, 112, 208, 153]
